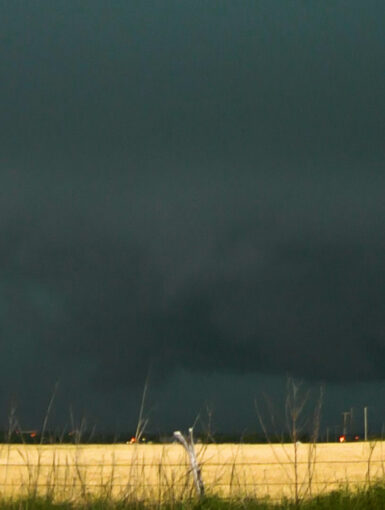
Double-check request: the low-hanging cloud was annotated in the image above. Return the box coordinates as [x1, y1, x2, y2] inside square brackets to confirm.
[2, 169, 385, 399]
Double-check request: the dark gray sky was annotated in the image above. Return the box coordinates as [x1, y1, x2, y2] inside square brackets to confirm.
[1, 0, 385, 434]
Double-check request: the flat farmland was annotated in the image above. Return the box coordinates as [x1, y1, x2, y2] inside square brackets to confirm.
[0, 442, 385, 502]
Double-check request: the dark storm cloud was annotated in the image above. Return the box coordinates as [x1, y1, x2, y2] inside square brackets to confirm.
[1, 0, 385, 408]
[1, 0, 384, 164]
[2, 170, 385, 394]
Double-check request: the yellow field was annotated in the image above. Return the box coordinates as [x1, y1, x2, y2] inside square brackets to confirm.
[0, 441, 385, 502]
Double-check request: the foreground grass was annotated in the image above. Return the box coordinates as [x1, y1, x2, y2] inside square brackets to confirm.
[2, 486, 385, 510]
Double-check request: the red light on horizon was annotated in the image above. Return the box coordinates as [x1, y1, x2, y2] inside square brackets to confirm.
[339, 435, 346, 443]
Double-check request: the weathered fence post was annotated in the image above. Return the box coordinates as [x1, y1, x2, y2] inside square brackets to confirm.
[173, 427, 205, 498]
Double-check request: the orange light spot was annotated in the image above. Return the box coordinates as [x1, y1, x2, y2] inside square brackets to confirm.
[339, 435, 346, 443]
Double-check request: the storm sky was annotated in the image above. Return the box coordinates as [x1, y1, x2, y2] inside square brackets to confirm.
[1, 0, 385, 434]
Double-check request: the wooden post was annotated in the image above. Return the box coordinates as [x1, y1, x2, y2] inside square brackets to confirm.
[174, 428, 205, 497]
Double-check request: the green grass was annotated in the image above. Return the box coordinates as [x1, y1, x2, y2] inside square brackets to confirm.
[2, 486, 385, 510]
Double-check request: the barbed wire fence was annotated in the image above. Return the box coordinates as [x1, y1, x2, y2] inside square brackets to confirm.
[1, 453, 385, 502]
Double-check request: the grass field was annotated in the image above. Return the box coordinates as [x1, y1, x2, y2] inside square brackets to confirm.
[1, 441, 385, 504]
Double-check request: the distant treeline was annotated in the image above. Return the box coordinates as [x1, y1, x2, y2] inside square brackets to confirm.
[0, 430, 368, 444]
[0, 430, 265, 444]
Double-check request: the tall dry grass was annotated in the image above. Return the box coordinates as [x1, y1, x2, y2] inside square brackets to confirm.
[1, 381, 384, 506]
[1, 442, 385, 505]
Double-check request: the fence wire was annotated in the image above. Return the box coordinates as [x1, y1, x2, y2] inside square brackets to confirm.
[1, 444, 385, 501]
